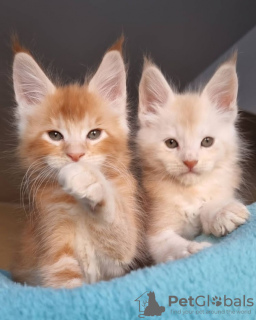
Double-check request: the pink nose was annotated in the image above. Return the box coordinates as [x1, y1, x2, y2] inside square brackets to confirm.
[183, 160, 198, 170]
[67, 153, 85, 162]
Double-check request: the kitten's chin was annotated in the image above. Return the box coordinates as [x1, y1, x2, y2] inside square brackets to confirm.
[174, 172, 203, 186]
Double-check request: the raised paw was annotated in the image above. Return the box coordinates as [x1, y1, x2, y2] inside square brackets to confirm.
[58, 163, 104, 207]
[208, 201, 249, 237]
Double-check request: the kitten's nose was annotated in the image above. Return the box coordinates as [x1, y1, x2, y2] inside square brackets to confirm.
[67, 153, 85, 162]
[183, 160, 198, 170]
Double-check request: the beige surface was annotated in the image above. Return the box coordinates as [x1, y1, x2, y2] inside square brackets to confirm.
[0, 203, 25, 270]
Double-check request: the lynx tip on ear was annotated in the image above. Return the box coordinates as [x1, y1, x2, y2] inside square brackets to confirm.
[143, 56, 155, 70]
[227, 51, 238, 65]
[108, 35, 125, 55]
[11, 34, 31, 55]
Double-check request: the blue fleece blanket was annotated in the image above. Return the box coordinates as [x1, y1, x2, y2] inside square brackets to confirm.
[1, 203, 256, 320]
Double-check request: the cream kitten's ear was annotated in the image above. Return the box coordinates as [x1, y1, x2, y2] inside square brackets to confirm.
[202, 53, 238, 114]
[88, 38, 126, 115]
[139, 61, 173, 126]
[13, 52, 55, 108]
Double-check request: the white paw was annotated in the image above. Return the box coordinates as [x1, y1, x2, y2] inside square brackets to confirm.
[58, 163, 104, 207]
[187, 241, 212, 254]
[207, 202, 249, 237]
[167, 241, 211, 261]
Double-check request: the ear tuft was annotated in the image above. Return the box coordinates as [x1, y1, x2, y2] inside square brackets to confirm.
[143, 57, 154, 69]
[228, 50, 238, 65]
[139, 60, 173, 125]
[88, 46, 126, 113]
[108, 35, 124, 55]
[11, 34, 31, 55]
[13, 52, 55, 107]
[202, 55, 238, 112]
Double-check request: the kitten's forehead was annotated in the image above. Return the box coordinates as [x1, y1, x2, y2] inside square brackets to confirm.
[50, 115, 91, 136]
[46, 85, 106, 123]
[163, 93, 215, 131]
[172, 94, 209, 123]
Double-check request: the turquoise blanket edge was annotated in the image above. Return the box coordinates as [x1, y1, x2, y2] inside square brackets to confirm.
[0, 203, 255, 320]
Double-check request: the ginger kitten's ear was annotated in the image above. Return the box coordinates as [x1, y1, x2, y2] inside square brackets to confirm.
[202, 53, 238, 115]
[139, 60, 174, 126]
[13, 52, 55, 108]
[88, 37, 126, 115]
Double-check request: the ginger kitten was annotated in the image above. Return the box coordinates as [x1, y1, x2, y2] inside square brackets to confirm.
[11, 39, 146, 288]
[137, 56, 249, 263]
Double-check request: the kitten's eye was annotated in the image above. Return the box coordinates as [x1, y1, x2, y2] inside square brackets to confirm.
[201, 137, 214, 147]
[87, 129, 102, 140]
[165, 139, 178, 149]
[48, 131, 63, 141]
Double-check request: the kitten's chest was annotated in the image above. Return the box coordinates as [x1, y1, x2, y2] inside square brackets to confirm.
[75, 219, 99, 283]
[175, 187, 213, 238]
[74, 214, 126, 283]
[178, 195, 205, 236]
[175, 187, 209, 217]
[179, 181, 223, 225]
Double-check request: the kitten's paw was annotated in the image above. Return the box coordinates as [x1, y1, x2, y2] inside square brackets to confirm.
[167, 241, 211, 261]
[58, 163, 104, 206]
[208, 202, 249, 237]
[187, 241, 212, 254]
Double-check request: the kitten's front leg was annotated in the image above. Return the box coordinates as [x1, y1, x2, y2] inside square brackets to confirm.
[58, 163, 115, 223]
[148, 230, 211, 263]
[200, 200, 249, 237]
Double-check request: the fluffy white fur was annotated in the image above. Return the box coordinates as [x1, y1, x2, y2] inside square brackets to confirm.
[138, 56, 249, 263]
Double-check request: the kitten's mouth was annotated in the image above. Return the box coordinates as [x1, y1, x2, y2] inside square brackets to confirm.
[182, 170, 199, 176]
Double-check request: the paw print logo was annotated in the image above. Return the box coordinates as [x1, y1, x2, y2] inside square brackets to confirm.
[212, 296, 222, 307]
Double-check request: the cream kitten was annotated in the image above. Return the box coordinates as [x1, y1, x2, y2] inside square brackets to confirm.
[137, 55, 249, 263]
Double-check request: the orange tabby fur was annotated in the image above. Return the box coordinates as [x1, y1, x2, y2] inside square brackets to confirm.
[12, 39, 146, 288]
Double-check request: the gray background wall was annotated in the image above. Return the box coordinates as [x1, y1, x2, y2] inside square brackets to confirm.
[191, 26, 256, 115]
